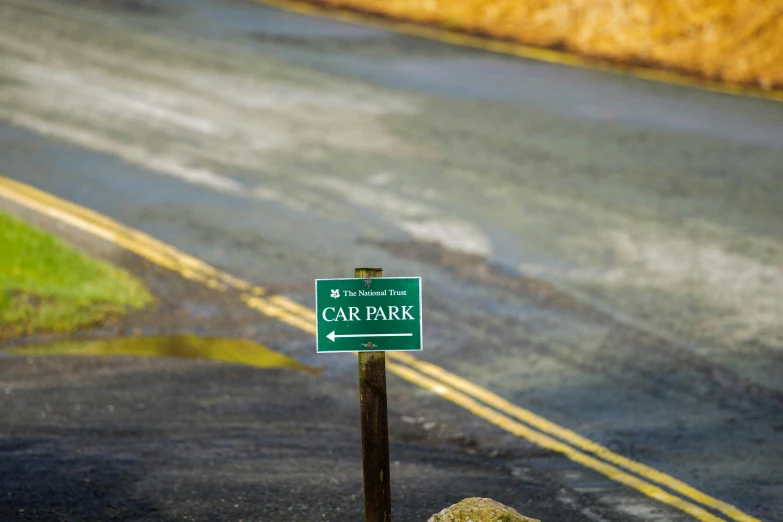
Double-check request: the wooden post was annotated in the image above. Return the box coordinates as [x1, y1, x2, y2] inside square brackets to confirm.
[355, 267, 392, 522]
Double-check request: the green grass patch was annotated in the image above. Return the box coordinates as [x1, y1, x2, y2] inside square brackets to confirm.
[0, 211, 153, 339]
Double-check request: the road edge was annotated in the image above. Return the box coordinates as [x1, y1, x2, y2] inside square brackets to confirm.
[248, 0, 783, 103]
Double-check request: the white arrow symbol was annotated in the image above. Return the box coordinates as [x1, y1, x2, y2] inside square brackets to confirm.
[326, 331, 413, 342]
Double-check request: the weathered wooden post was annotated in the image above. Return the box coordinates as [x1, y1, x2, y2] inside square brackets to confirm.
[355, 267, 392, 522]
[315, 270, 422, 522]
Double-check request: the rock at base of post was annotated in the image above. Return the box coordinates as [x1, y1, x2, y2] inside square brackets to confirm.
[427, 497, 541, 522]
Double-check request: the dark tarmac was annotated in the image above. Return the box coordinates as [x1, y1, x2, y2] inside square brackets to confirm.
[1, 354, 602, 522]
[0, 0, 782, 519]
[1, 208, 611, 521]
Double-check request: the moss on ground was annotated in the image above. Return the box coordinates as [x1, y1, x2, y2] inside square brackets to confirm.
[0, 211, 153, 339]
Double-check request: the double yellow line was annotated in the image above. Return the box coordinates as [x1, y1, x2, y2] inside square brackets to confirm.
[0, 175, 760, 522]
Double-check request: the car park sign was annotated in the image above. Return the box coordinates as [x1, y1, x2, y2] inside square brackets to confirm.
[315, 277, 422, 353]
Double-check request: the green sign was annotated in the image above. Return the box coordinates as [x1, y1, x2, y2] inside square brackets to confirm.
[315, 277, 422, 353]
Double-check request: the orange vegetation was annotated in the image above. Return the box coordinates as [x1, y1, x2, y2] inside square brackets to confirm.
[311, 0, 783, 90]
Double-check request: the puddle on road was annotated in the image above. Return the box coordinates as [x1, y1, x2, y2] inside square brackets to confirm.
[4, 335, 318, 373]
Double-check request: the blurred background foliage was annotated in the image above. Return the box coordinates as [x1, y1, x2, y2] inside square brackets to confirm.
[312, 0, 783, 89]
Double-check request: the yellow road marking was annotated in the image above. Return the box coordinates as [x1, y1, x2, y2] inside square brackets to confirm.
[387, 362, 725, 522]
[241, 294, 317, 334]
[0, 174, 761, 522]
[268, 294, 318, 322]
[250, 0, 783, 104]
[389, 352, 759, 522]
[0, 177, 244, 292]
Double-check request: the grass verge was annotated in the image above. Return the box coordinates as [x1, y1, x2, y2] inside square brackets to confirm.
[0, 211, 153, 339]
[287, 0, 783, 92]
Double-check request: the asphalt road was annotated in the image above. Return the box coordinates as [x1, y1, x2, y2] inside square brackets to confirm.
[0, 0, 782, 520]
[0, 209, 604, 521]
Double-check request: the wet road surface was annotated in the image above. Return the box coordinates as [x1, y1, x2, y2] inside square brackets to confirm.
[0, 0, 782, 519]
[0, 203, 616, 522]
